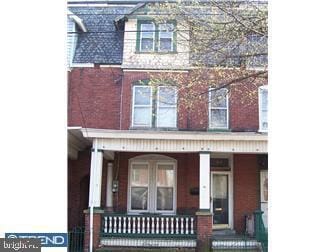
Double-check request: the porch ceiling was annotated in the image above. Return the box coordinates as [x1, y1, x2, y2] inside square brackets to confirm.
[68, 127, 91, 160]
[80, 128, 268, 154]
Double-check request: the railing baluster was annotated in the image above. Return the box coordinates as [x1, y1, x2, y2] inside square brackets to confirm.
[123, 217, 126, 233]
[161, 218, 164, 234]
[156, 217, 159, 234]
[109, 216, 112, 233]
[104, 216, 107, 233]
[185, 217, 189, 234]
[151, 217, 155, 234]
[118, 217, 121, 233]
[176, 217, 179, 234]
[190, 217, 194, 234]
[137, 217, 140, 233]
[113, 217, 117, 233]
[181, 217, 184, 234]
[127, 217, 131, 233]
[146, 217, 150, 234]
[142, 217, 145, 234]
[132, 217, 136, 233]
[171, 217, 174, 234]
[166, 217, 169, 234]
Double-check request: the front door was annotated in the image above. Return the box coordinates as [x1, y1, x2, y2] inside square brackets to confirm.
[211, 172, 229, 229]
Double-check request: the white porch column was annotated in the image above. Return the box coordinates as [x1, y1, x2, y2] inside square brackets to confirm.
[89, 139, 103, 207]
[105, 162, 113, 208]
[199, 152, 210, 210]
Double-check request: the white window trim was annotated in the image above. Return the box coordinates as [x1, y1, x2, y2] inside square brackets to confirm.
[208, 88, 229, 129]
[127, 155, 177, 214]
[156, 86, 177, 128]
[154, 162, 177, 214]
[158, 24, 174, 52]
[140, 23, 155, 52]
[258, 85, 268, 132]
[132, 85, 153, 127]
[128, 161, 150, 213]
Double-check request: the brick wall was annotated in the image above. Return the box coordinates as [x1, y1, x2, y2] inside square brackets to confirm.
[68, 67, 265, 131]
[233, 154, 259, 233]
[68, 149, 91, 229]
[68, 67, 123, 129]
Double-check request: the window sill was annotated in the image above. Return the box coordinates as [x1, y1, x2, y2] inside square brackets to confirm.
[130, 127, 178, 131]
[135, 51, 178, 55]
[207, 128, 231, 132]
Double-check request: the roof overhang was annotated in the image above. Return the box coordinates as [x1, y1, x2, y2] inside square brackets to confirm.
[68, 127, 91, 159]
[80, 128, 268, 154]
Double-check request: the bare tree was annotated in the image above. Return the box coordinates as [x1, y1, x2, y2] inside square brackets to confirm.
[142, 0, 268, 110]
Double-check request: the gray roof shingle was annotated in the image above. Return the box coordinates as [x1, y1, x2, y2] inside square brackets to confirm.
[69, 6, 133, 64]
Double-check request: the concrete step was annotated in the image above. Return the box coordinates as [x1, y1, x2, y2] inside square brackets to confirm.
[97, 248, 195, 252]
[212, 239, 261, 251]
[212, 229, 236, 238]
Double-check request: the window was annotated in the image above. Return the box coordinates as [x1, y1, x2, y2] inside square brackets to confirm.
[258, 85, 268, 132]
[158, 23, 174, 52]
[130, 163, 149, 210]
[209, 88, 229, 129]
[132, 85, 177, 128]
[132, 86, 152, 127]
[157, 86, 177, 128]
[156, 164, 174, 211]
[128, 158, 176, 213]
[246, 35, 268, 68]
[137, 20, 176, 53]
[140, 23, 155, 52]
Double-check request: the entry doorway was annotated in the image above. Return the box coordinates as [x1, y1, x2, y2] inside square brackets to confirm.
[211, 171, 232, 229]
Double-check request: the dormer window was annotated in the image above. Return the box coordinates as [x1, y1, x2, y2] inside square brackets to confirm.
[140, 23, 155, 52]
[137, 20, 176, 53]
[158, 23, 174, 52]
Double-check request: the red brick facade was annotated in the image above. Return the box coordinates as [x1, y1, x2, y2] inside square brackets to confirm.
[67, 66, 266, 250]
[84, 212, 102, 252]
[68, 67, 123, 129]
[233, 154, 260, 233]
[68, 67, 265, 131]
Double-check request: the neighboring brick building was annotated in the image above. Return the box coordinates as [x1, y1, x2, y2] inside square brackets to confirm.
[67, 1, 268, 251]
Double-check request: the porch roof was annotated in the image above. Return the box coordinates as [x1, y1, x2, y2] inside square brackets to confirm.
[78, 128, 267, 154]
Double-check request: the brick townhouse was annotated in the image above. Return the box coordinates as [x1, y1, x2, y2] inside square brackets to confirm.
[67, 1, 268, 251]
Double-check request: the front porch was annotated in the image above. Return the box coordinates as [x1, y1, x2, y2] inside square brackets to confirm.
[68, 128, 268, 251]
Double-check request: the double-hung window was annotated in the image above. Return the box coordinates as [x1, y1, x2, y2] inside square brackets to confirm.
[158, 23, 174, 52]
[140, 23, 155, 52]
[157, 86, 177, 128]
[209, 88, 229, 129]
[129, 159, 176, 213]
[132, 86, 152, 127]
[137, 20, 176, 53]
[132, 85, 177, 128]
[130, 163, 149, 211]
[258, 85, 268, 132]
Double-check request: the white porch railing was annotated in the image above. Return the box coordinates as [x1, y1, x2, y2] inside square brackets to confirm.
[101, 213, 196, 237]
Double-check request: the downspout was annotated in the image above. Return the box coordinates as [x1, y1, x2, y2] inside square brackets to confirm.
[89, 138, 98, 252]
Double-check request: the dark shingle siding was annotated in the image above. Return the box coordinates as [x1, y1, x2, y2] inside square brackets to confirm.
[69, 6, 133, 64]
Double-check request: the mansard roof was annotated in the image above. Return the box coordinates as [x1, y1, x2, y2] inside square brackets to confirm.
[69, 6, 133, 64]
